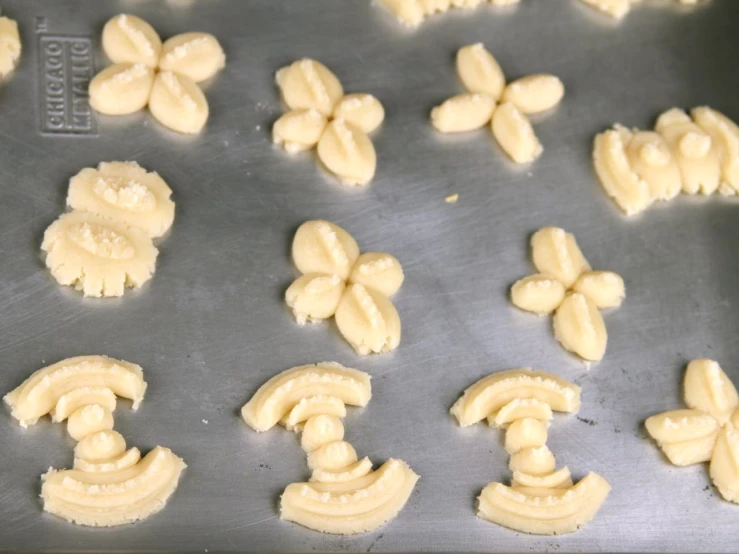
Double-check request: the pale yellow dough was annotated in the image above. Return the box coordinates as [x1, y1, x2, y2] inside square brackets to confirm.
[624, 129, 682, 202]
[510, 274, 566, 316]
[492, 102, 543, 164]
[89, 63, 155, 116]
[333, 94, 385, 134]
[0, 15, 22, 78]
[67, 161, 175, 238]
[243, 364, 418, 534]
[553, 292, 608, 362]
[501, 75, 564, 115]
[530, 227, 590, 289]
[41, 211, 158, 298]
[158, 32, 225, 83]
[646, 359, 739, 503]
[692, 107, 739, 195]
[456, 43, 506, 100]
[378, 1, 521, 27]
[452, 368, 610, 534]
[288, 221, 404, 355]
[431, 93, 496, 134]
[148, 70, 209, 134]
[102, 14, 162, 68]
[317, 119, 377, 186]
[273, 109, 328, 154]
[5, 355, 185, 526]
[276, 59, 344, 117]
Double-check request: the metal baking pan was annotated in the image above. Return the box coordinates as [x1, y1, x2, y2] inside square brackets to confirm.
[1, 0, 738, 552]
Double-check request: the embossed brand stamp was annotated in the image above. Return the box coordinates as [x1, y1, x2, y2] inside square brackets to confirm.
[38, 35, 96, 135]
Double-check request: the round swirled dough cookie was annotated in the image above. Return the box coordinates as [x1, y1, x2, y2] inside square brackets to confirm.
[88, 63, 155, 115]
[41, 212, 158, 298]
[158, 32, 226, 83]
[102, 14, 162, 68]
[67, 161, 175, 238]
[148, 70, 209, 134]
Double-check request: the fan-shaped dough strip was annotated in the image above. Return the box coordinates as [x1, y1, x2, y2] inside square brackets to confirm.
[74, 448, 142, 473]
[4, 356, 146, 427]
[511, 467, 573, 489]
[311, 457, 374, 483]
[451, 369, 580, 428]
[241, 362, 371, 432]
[477, 473, 611, 535]
[280, 395, 347, 431]
[488, 398, 554, 428]
[280, 459, 419, 534]
[51, 387, 118, 422]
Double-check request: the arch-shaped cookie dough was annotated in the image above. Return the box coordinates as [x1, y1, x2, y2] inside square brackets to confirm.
[67, 161, 175, 238]
[451, 368, 581, 428]
[488, 397, 554, 428]
[511, 467, 573, 489]
[4, 355, 146, 427]
[241, 362, 372, 432]
[280, 459, 419, 535]
[280, 395, 347, 431]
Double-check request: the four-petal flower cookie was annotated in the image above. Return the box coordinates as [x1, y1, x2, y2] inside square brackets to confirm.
[451, 368, 611, 535]
[89, 14, 225, 134]
[510, 227, 625, 363]
[646, 358, 739, 503]
[287, 220, 403, 355]
[273, 59, 385, 186]
[431, 43, 564, 165]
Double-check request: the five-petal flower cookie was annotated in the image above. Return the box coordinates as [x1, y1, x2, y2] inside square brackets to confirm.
[287, 220, 403, 355]
[431, 43, 564, 165]
[646, 358, 739, 503]
[0, 10, 21, 81]
[510, 227, 625, 363]
[4, 355, 186, 527]
[594, 106, 739, 216]
[89, 14, 225, 134]
[273, 59, 385, 186]
[41, 161, 175, 298]
[451, 368, 611, 535]
[241, 362, 419, 535]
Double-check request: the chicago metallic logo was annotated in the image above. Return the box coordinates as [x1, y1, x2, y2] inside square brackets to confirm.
[38, 32, 97, 135]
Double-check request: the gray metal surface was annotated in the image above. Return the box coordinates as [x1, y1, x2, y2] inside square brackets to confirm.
[0, 0, 738, 552]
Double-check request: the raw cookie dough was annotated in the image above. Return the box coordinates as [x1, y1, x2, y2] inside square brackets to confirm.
[91, 14, 225, 134]
[67, 161, 175, 238]
[242, 363, 419, 534]
[89, 63, 155, 115]
[578, 0, 707, 20]
[4, 355, 186, 527]
[452, 368, 610, 535]
[377, 0, 521, 27]
[432, 43, 562, 165]
[41, 211, 158, 298]
[287, 221, 404, 355]
[645, 359, 739, 503]
[0, 13, 22, 79]
[594, 106, 739, 215]
[273, 59, 384, 187]
[509, 227, 624, 364]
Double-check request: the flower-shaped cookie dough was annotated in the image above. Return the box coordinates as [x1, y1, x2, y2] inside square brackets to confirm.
[451, 368, 611, 535]
[431, 43, 564, 165]
[646, 359, 739, 503]
[287, 220, 403, 355]
[4, 355, 186, 527]
[42, 161, 175, 298]
[510, 227, 625, 363]
[273, 59, 385, 187]
[594, 107, 739, 217]
[88, 14, 225, 134]
[0, 11, 21, 81]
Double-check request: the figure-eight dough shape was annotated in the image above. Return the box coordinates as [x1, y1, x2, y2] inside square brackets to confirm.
[89, 13, 225, 134]
[645, 358, 739, 503]
[4, 355, 186, 527]
[509, 227, 625, 364]
[431, 43, 564, 165]
[451, 368, 610, 535]
[241, 362, 419, 534]
[287, 220, 404, 355]
[273, 59, 384, 187]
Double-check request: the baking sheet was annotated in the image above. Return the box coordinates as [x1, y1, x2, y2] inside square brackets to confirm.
[1, 0, 739, 552]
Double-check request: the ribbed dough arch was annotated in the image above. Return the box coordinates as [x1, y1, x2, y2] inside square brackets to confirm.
[477, 473, 611, 535]
[241, 362, 371, 432]
[42, 446, 186, 527]
[4, 356, 146, 427]
[280, 459, 419, 535]
[451, 368, 581, 428]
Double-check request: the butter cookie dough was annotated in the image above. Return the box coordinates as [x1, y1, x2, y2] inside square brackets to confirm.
[242, 363, 419, 534]
[273, 59, 384, 187]
[4, 355, 186, 527]
[452, 368, 610, 535]
[287, 221, 404, 355]
[0, 12, 21, 79]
